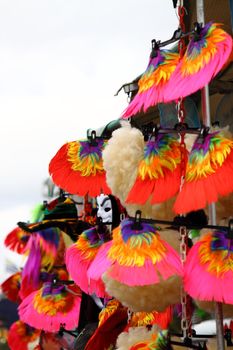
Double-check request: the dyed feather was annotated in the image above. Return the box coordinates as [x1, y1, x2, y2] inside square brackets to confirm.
[49, 139, 111, 197]
[130, 306, 172, 330]
[85, 307, 128, 350]
[164, 22, 233, 101]
[65, 226, 108, 298]
[121, 49, 180, 119]
[105, 218, 183, 287]
[129, 331, 171, 350]
[40, 332, 70, 350]
[20, 228, 61, 297]
[184, 230, 233, 304]
[87, 240, 113, 285]
[20, 269, 69, 300]
[1, 272, 21, 303]
[18, 281, 82, 332]
[116, 327, 171, 350]
[8, 320, 40, 350]
[126, 134, 184, 205]
[174, 129, 233, 214]
[98, 299, 122, 327]
[4, 226, 31, 254]
[30, 203, 46, 223]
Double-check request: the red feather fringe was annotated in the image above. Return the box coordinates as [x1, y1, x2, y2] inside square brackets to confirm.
[174, 150, 233, 214]
[49, 143, 111, 197]
[85, 308, 128, 350]
[126, 166, 181, 205]
[1, 272, 21, 303]
[4, 226, 30, 254]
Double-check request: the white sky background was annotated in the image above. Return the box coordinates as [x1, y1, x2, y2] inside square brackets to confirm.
[0, 0, 178, 281]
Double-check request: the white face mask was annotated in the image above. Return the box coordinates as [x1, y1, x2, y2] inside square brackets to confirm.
[96, 194, 113, 223]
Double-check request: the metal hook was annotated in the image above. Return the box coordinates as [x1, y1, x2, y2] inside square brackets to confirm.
[226, 219, 233, 239]
[87, 130, 98, 146]
[150, 39, 159, 58]
[131, 210, 143, 230]
[193, 22, 203, 34]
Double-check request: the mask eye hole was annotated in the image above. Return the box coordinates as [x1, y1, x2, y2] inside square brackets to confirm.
[104, 207, 111, 212]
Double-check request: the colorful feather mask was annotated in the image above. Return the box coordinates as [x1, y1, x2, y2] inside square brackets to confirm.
[126, 133, 185, 205]
[184, 230, 233, 305]
[174, 127, 233, 214]
[18, 280, 82, 332]
[49, 135, 111, 197]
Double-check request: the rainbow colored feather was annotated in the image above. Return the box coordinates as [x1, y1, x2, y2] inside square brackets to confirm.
[131, 307, 172, 329]
[8, 320, 40, 350]
[98, 299, 121, 327]
[164, 22, 233, 101]
[97, 219, 183, 287]
[49, 139, 111, 197]
[65, 226, 108, 297]
[126, 134, 184, 204]
[1, 272, 21, 303]
[129, 332, 170, 350]
[121, 49, 179, 119]
[184, 230, 233, 304]
[18, 281, 82, 332]
[21, 227, 61, 296]
[20, 269, 69, 300]
[87, 240, 113, 286]
[4, 226, 31, 254]
[174, 129, 233, 213]
[116, 328, 171, 350]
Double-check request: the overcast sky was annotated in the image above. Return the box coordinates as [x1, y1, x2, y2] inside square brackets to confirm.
[0, 0, 178, 281]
